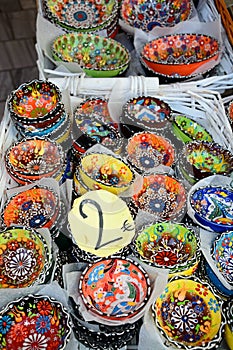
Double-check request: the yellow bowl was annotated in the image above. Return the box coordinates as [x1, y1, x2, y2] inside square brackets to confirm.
[225, 324, 233, 350]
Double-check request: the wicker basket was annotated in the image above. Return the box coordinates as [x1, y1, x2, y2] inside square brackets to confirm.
[215, 0, 233, 46]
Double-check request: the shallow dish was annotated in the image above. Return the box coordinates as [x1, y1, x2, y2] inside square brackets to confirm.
[79, 257, 151, 320]
[52, 33, 130, 77]
[141, 33, 220, 78]
[0, 294, 71, 349]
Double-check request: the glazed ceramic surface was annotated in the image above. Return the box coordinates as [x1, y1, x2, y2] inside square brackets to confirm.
[132, 174, 186, 220]
[52, 33, 130, 77]
[3, 186, 59, 229]
[0, 227, 50, 288]
[225, 301, 233, 350]
[0, 294, 71, 349]
[126, 131, 175, 173]
[141, 33, 220, 78]
[153, 276, 224, 349]
[190, 186, 233, 232]
[79, 257, 150, 319]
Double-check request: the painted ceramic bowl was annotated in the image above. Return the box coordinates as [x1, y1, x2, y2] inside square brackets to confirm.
[225, 301, 233, 350]
[3, 186, 60, 230]
[0, 227, 50, 288]
[78, 152, 135, 195]
[140, 33, 220, 78]
[172, 114, 213, 143]
[79, 257, 151, 320]
[121, 0, 192, 32]
[178, 141, 233, 184]
[44, 0, 118, 33]
[8, 79, 63, 127]
[52, 33, 130, 77]
[228, 101, 233, 124]
[132, 222, 200, 274]
[189, 185, 233, 233]
[0, 294, 71, 349]
[153, 276, 224, 349]
[126, 131, 175, 173]
[131, 174, 186, 221]
[204, 260, 233, 298]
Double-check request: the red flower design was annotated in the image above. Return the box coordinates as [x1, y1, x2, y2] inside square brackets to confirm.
[8, 323, 29, 342]
[37, 300, 53, 316]
[154, 250, 178, 266]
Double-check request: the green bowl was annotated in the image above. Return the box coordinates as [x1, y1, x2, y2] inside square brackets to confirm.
[52, 33, 130, 77]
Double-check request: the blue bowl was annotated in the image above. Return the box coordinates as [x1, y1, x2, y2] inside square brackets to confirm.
[205, 260, 233, 298]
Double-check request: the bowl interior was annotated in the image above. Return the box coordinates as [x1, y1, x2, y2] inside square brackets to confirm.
[173, 114, 213, 142]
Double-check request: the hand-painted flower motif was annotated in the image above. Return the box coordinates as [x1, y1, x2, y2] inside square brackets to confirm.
[4, 248, 36, 281]
[0, 315, 12, 334]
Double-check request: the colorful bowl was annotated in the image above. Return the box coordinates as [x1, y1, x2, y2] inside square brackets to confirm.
[225, 301, 233, 350]
[189, 185, 233, 233]
[172, 114, 213, 143]
[121, 0, 192, 32]
[153, 276, 224, 349]
[78, 152, 135, 195]
[0, 294, 71, 349]
[52, 33, 130, 77]
[204, 260, 233, 298]
[126, 131, 175, 173]
[131, 174, 186, 221]
[79, 257, 151, 320]
[140, 33, 220, 78]
[228, 100, 233, 125]
[0, 227, 50, 288]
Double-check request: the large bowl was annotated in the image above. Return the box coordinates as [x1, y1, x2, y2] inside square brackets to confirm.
[121, 0, 192, 32]
[52, 33, 130, 77]
[140, 33, 220, 78]
[153, 276, 225, 349]
[78, 152, 135, 195]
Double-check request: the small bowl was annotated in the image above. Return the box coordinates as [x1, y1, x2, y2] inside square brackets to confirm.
[228, 100, 233, 125]
[172, 114, 213, 143]
[52, 33, 130, 77]
[121, 0, 192, 32]
[178, 141, 233, 184]
[204, 260, 233, 298]
[126, 131, 175, 173]
[213, 231, 233, 285]
[0, 294, 72, 349]
[189, 185, 233, 233]
[131, 174, 186, 221]
[140, 33, 220, 78]
[132, 222, 200, 275]
[225, 301, 233, 350]
[79, 257, 151, 320]
[0, 226, 50, 288]
[153, 275, 225, 349]
[78, 152, 135, 195]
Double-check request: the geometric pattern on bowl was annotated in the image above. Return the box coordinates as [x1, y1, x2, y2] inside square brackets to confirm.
[0, 294, 72, 349]
[121, 0, 192, 32]
[0, 227, 50, 288]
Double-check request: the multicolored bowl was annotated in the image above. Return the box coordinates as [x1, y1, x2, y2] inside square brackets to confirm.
[228, 100, 233, 125]
[153, 276, 225, 349]
[140, 33, 220, 78]
[225, 301, 233, 350]
[79, 257, 151, 320]
[78, 152, 135, 195]
[0, 227, 50, 288]
[121, 0, 192, 32]
[52, 33, 130, 77]
[126, 131, 175, 173]
[0, 294, 72, 349]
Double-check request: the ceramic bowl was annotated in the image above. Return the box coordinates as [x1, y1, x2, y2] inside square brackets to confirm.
[78, 152, 135, 195]
[172, 114, 213, 143]
[126, 131, 175, 173]
[204, 260, 233, 298]
[0, 294, 71, 349]
[227, 101, 233, 125]
[0, 227, 50, 288]
[178, 141, 233, 184]
[3, 186, 60, 230]
[189, 185, 233, 233]
[8, 79, 63, 127]
[131, 174, 186, 221]
[52, 33, 130, 77]
[153, 275, 225, 349]
[79, 257, 151, 320]
[225, 301, 233, 350]
[132, 222, 200, 275]
[140, 33, 220, 78]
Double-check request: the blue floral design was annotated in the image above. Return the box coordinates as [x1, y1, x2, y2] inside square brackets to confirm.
[149, 198, 165, 213]
[208, 298, 220, 313]
[0, 315, 12, 334]
[87, 263, 105, 285]
[29, 214, 46, 228]
[36, 315, 51, 334]
[139, 156, 155, 169]
[22, 200, 33, 211]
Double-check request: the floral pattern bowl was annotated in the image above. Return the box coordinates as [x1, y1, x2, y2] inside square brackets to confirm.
[0, 294, 71, 349]
[52, 33, 130, 77]
[225, 301, 233, 350]
[126, 131, 175, 173]
[79, 257, 151, 320]
[78, 152, 135, 195]
[140, 33, 220, 78]
[132, 222, 200, 276]
[121, 0, 192, 32]
[131, 174, 186, 221]
[0, 227, 50, 288]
